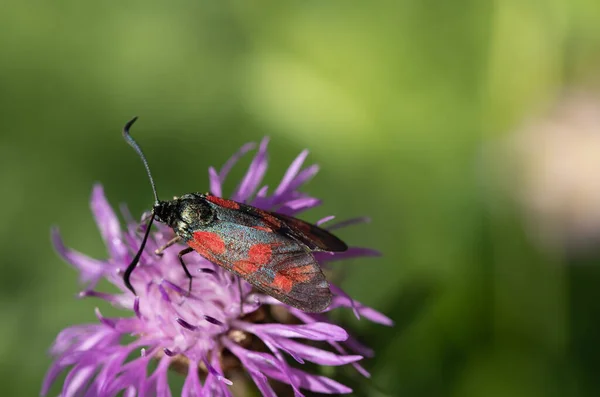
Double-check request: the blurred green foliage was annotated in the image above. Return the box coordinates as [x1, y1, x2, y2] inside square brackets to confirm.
[2, 1, 600, 396]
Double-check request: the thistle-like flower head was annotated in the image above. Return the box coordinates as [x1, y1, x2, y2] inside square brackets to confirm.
[43, 138, 392, 396]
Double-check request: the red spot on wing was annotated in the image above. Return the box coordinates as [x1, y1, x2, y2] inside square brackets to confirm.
[285, 265, 314, 283]
[234, 260, 260, 274]
[188, 231, 226, 256]
[271, 274, 293, 293]
[205, 195, 240, 210]
[248, 243, 273, 265]
[233, 243, 274, 275]
[270, 264, 315, 293]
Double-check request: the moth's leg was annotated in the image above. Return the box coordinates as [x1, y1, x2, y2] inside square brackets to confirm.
[155, 236, 182, 256]
[177, 247, 194, 295]
[237, 277, 244, 315]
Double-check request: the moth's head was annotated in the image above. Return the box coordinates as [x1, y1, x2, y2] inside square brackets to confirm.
[153, 200, 178, 227]
[153, 194, 215, 234]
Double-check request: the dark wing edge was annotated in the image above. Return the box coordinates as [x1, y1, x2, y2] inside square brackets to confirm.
[264, 211, 348, 253]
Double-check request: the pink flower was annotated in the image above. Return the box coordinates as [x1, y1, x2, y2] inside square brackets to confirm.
[43, 138, 392, 396]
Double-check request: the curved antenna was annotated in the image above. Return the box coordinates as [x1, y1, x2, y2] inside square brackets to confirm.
[122, 117, 160, 204]
[123, 212, 156, 295]
[122, 117, 160, 295]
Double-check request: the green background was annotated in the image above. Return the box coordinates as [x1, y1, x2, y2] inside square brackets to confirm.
[2, 1, 600, 396]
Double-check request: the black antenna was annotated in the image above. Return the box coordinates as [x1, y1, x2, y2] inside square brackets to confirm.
[123, 212, 155, 295]
[121, 117, 159, 295]
[122, 117, 160, 204]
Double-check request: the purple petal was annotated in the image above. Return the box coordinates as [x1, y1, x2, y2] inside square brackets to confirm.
[62, 362, 96, 397]
[257, 185, 269, 197]
[205, 349, 234, 397]
[274, 150, 309, 196]
[138, 373, 154, 397]
[219, 142, 256, 181]
[275, 338, 363, 366]
[90, 184, 128, 261]
[159, 283, 174, 302]
[51, 228, 106, 286]
[329, 284, 361, 320]
[72, 355, 124, 396]
[104, 354, 155, 397]
[208, 167, 221, 197]
[261, 334, 305, 364]
[289, 309, 375, 375]
[235, 348, 303, 396]
[48, 325, 88, 356]
[257, 360, 353, 394]
[315, 247, 381, 263]
[343, 335, 375, 358]
[326, 216, 371, 231]
[78, 290, 118, 303]
[176, 317, 199, 331]
[293, 309, 379, 360]
[201, 356, 232, 386]
[276, 164, 320, 204]
[329, 291, 394, 326]
[223, 338, 277, 397]
[278, 197, 322, 216]
[290, 163, 319, 186]
[329, 341, 372, 377]
[247, 294, 282, 307]
[282, 197, 321, 210]
[50, 325, 116, 356]
[94, 308, 116, 328]
[182, 359, 202, 397]
[42, 355, 69, 395]
[237, 321, 349, 341]
[45, 347, 98, 390]
[316, 215, 335, 226]
[245, 367, 277, 397]
[93, 343, 143, 396]
[258, 336, 304, 396]
[60, 343, 128, 397]
[153, 356, 172, 397]
[233, 138, 269, 202]
[250, 185, 271, 208]
[203, 315, 224, 326]
[133, 296, 142, 319]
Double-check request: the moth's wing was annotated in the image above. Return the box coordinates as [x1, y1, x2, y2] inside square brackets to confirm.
[186, 222, 331, 313]
[203, 193, 347, 252]
[262, 211, 348, 252]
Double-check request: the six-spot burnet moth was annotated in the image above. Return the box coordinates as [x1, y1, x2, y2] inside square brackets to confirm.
[122, 117, 348, 313]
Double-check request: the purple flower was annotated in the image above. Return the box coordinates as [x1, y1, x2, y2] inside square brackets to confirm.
[43, 138, 393, 396]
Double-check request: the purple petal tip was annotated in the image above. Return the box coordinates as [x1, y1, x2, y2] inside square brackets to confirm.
[176, 317, 198, 331]
[204, 315, 223, 326]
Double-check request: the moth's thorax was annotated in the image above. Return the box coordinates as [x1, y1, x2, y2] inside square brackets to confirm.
[153, 193, 214, 239]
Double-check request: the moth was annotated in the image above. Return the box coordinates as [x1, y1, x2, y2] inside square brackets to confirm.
[122, 117, 347, 312]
